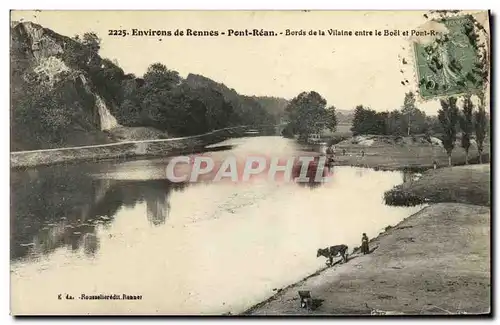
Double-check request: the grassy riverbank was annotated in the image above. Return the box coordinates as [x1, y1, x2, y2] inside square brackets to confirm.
[385, 164, 491, 206]
[244, 164, 491, 315]
[245, 203, 490, 315]
[331, 137, 490, 171]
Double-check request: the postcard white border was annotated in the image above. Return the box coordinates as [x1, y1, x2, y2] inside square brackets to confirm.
[1, 1, 497, 324]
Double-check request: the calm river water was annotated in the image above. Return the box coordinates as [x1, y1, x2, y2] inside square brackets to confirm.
[10, 136, 422, 315]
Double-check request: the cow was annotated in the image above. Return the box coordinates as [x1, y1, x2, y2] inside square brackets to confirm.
[317, 244, 349, 266]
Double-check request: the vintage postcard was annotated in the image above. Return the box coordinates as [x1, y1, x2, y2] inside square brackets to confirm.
[10, 10, 491, 316]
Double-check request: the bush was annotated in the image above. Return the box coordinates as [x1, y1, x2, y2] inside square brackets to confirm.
[384, 188, 427, 206]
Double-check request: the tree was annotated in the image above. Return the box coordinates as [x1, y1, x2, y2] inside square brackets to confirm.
[401, 92, 417, 136]
[426, 115, 444, 136]
[474, 93, 488, 164]
[459, 95, 474, 164]
[351, 105, 368, 135]
[438, 97, 459, 166]
[140, 63, 183, 131]
[386, 110, 404, 136]
[11, 72, 80, 149]
[92, 58, 125, 104]
[285, 91, 328, 137]
[81, 32, 101, 53]
[376, 112, 389, 135]
[80, 32, 101, 66]
[350, 105, 387, 135]
[143, 63, 181, 91]
[325, 105, 337, 132]
[410, 108, 429, 134]
[177, 85, 235, 133]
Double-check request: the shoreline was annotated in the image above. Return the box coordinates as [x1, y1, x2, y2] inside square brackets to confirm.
[11, 130, 490, 172]
[10, 126, 254, 170]
[242, 201, 490, 315]
[239, 205, 427, 315]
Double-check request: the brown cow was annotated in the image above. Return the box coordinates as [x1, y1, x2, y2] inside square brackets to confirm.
[317, 244, 348, 265]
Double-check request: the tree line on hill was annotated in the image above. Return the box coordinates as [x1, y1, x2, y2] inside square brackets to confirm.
[67, 33, 278, 134]
[11, 26, 283, 150]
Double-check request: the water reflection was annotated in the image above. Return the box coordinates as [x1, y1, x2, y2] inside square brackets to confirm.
[292, 159, 332, 189]
[146, 190, 170, 226]
[11, 158, 334, 262]
[11, 165, 189, 261]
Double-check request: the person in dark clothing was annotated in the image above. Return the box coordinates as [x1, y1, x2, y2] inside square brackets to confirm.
[361, 233, 369, 255]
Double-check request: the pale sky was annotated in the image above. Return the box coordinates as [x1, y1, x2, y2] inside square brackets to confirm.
[10, 10, 489, 115]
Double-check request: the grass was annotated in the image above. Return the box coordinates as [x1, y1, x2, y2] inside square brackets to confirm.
[384, 164, 491, 207]
[106, 126, 169, 141]
[332, 139, 490, 170]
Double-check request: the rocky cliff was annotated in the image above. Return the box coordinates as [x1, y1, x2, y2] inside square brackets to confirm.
[10, 21, 287, 151]
[10, 21, 120, 150]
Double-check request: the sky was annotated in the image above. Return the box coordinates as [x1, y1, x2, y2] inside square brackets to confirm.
[10, 10, 489, 115]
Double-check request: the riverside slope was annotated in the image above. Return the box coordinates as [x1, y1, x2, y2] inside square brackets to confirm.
[245, 165, 491, 316]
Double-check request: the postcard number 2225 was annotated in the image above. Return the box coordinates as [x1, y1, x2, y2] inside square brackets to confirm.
[108, 29, 128, 37]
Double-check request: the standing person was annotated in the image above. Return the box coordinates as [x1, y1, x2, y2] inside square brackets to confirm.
[361, 233, 369, 255]
[433, 160, 437, 170]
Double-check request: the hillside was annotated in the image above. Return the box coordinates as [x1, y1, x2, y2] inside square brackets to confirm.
[336, 109, 354, 125]
[10, 21, 279, 151]
[185, 74, 282, 125]
[10, 21, 119, 150]
[251, 96, 289, 119]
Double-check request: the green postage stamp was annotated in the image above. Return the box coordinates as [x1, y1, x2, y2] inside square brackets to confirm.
[414, 15, 484, 99]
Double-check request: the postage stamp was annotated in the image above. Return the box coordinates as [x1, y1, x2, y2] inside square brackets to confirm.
[413, 15, 482, 99]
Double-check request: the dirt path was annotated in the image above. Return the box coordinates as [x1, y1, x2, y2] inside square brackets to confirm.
[244, 203, 490, 315]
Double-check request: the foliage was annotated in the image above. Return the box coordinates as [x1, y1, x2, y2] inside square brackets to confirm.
[325, 106, 337, 132]
[474, 94, 488, 164]
[11, 72, 96, 150]
[351, 105, 385, 135]
[184, 73, 276, 127]
[438, 97, 459, 166]
[350, 92, 430, 137]
[11, 23, 287, 150]
[251, 96, 289, 119]
[349, 107, 452, 139]
[401, 92, 417, 136]
[285, 91, 335, 137]
[459, 95, 474, 164]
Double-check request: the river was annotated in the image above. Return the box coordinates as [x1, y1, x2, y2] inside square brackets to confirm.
[10, 136, 423, 315]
